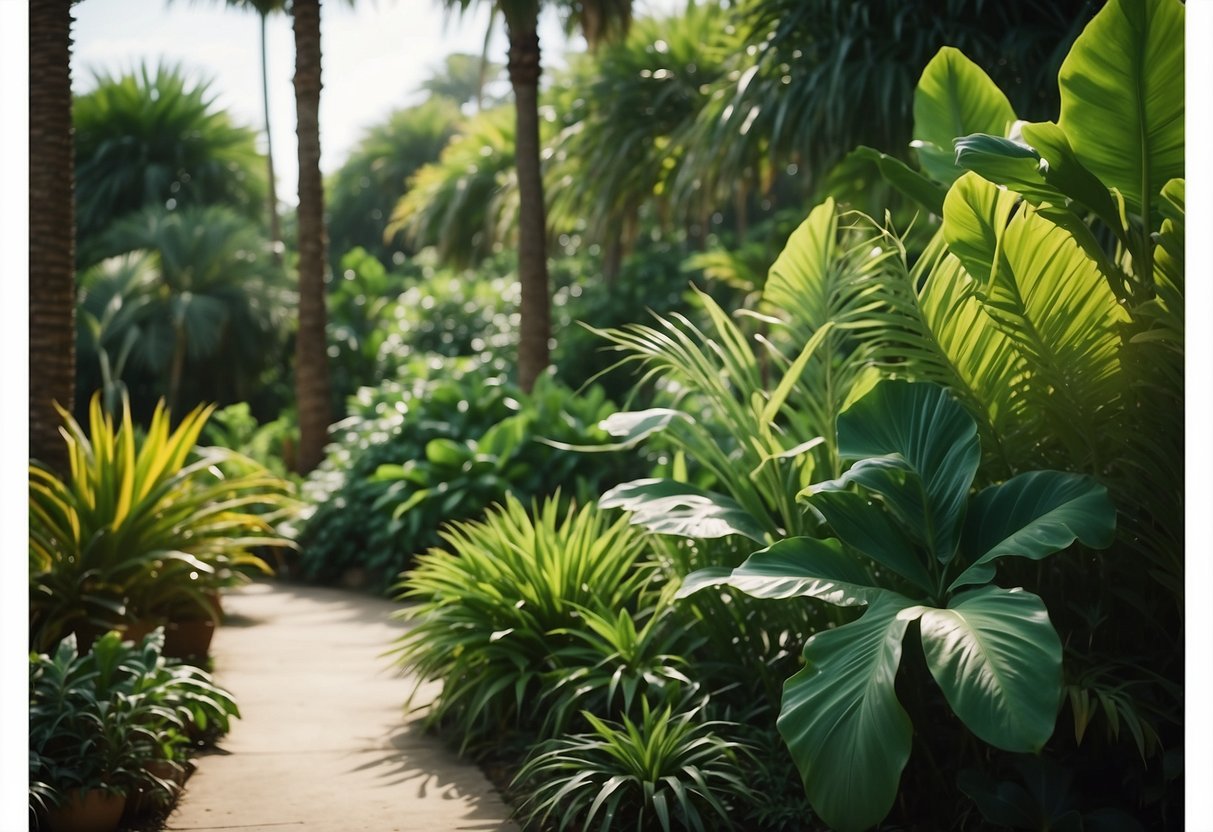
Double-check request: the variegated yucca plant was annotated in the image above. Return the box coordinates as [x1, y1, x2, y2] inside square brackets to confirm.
[29, 393, 297, 651]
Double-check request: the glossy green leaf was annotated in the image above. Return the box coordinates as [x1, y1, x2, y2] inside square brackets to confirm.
[951, 471, 1116, 590]
[808, 490, 934, 594]
[600, 478, 768, 543]
[953, 133, 1058, 204]
[919, 586, 1062, 752]
[942, 171, 1019, 285]
[778, 594, 925, 832]
[677, 536, 886, 607]
[1057, 0, 1184, 215]
[912, 47, 1017, 184]
[825, 381, 980, 563]
[599, 408, 691, 447]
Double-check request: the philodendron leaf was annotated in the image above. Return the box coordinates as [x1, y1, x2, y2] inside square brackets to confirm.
[827, 381, 980, 564]
[677, 536, 886, 608]
[1057, 0, 1184, 216]
[778, 593, 926, 832]
[545, 408, 692, 452]
[912, 46, 1017, 185]
[808, 490, 935, 595]
[919, 586, 1062, 752]
[950, 471, 1116, 591]
[600, 478, 768, 543]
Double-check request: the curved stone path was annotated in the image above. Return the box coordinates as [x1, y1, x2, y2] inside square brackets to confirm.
[165, 581, 519, 832]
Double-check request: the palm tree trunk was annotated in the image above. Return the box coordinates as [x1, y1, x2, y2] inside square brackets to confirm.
[292, 0, 332, 473]
[260, 11, 283, 264]
[29, 0, 76, 473]
[506, 22, 550, 392]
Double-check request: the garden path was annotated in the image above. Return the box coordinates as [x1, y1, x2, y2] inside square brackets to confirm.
[165, 580, 520, 832]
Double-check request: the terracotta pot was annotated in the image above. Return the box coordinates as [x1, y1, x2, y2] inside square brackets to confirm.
[125, 759, 188, 818]
[45, 788, 126, 832]
[121, 618, 162, 645]
[162, 617, 216, 661]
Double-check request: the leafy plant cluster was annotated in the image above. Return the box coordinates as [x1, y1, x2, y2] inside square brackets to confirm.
[293, 356, 647, 592]
[393, 496, 814, 831]
[571, 0, 1184, 828]
[29, 628, 240, 828]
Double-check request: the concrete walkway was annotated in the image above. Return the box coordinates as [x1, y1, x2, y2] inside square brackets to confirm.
[165, 581, 520, 832]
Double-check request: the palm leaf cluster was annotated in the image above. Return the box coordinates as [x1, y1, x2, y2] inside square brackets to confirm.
[74, 63, 267, 263]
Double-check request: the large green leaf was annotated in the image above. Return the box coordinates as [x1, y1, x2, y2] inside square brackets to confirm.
[951, 471, 1117, 590]
[912, 47, 1017, 185]
[599, 478, 768, 543]
[942, 171, 1019, 285]
[981, 204, 1129, 454]
[919, 586, 1062, 752]
[808, 490, 935, 595]
[824, 381, 980, 563]
[1057, 0, 1184, 217]
[677, 536, 886, 608]
[778, 593, 925, 832]
[851, 145, 947, 216]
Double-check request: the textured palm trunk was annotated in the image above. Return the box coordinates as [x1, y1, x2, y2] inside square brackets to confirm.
[29, 0, 76, 473]
[260, 12, 283, 264]
[507, 23, 550, 392]
[292, 0, 332, 473]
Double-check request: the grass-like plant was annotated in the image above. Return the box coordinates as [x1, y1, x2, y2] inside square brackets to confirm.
[512, 698, 754, 832]
[390, 494, 653, 750]
[29, 393, 296, 650]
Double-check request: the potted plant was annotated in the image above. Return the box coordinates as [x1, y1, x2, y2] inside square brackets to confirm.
[29, 393, 298, 654]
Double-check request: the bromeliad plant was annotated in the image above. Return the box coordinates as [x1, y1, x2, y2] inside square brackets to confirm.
[679, 381, 1116, 832]
[29, 394, 296, 650]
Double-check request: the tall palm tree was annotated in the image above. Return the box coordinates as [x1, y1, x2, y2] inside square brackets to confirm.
[29, 0, 76, 474]
[292, 0, 332, 472]
[439, 0, 633, 391]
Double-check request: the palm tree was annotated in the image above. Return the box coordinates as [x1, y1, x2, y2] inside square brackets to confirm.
[29, 0, 76, 473]
[292, 0, 332, 472]
[438, 0, 633, 391]
[327, 97, 461, 270]
[73, 63, 267, 265]
[544, 3, 733, 280]
[420, 51, 503, 110]
[80, 206, 291, 417]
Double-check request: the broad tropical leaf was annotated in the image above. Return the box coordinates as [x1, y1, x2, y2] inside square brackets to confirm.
[1056, 0, 1184, 216]
[912, 47, 1017, 184]
[822, 381, 979, 563]
[677, 536, 886, 608]
[777, 593, 924, 832]
[942, 171, 1019, 284]
[951, 471, 1116, 590]
[600, 478, 768, 543]
[809, 490, 935, 594]
[919, 586, 1062, 752]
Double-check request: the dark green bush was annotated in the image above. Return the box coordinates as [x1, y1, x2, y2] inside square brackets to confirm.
[294, 358, 645, 591]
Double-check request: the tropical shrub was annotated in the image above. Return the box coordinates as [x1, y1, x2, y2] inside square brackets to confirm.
[390, 496, 654, 750]
[679, 381, 1117, 831]
[513, 698, 754, 832]
[29, 629, 239, 820]
[297, 354, 643, 590]
[29, 394, 296, 651]
[586, 0, 1183, 825]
